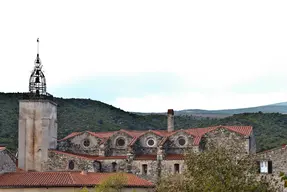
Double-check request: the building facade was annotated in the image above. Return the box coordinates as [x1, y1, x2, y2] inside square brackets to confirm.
[17, 39, 257, 183]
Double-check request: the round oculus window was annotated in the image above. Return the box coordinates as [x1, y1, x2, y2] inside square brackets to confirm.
[147, 138, 155, 147]
[178, 137, 186, 146]
[116, 138, 126, 147]
[83, 139, 90, 147]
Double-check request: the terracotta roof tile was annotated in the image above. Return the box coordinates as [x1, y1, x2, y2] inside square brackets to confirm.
[87, 131, 116, 138]
[0, 147, 6, 151]
[59, 126, 253, 146]
[186, 125, 253, 145]
[0, 172, 154, 188]
[58, 132, 82, 141]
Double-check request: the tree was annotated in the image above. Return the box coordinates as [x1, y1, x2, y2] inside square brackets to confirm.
[95, 172, 128, 192]
[80, 187, 89, 192]
[157, 143, 283, 192]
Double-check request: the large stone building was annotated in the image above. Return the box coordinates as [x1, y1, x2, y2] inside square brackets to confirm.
[16, 41, 258, 183]
[47, 124, 256, 182]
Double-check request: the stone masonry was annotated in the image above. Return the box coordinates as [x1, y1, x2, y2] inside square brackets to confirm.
[18, 100, 57, 172]
[256, 145, 287, 175]
[0, 149, 16, 173]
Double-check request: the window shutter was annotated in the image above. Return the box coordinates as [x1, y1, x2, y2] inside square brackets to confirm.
[256, 161, 260, 173]
[268, 161, 273, 174]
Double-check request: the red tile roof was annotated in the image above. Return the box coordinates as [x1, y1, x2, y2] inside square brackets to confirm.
[0, 172, 154, 188]
[0, 147, 6, 151]
[59, 126, 253, 146]
[58, 132, 82, 141]
[50, 150, 126, 160]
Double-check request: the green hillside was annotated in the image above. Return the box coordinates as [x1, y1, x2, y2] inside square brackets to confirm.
[0, 92, 286, 153]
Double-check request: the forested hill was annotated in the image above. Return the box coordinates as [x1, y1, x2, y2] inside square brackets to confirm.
[0, 92, 287, 153]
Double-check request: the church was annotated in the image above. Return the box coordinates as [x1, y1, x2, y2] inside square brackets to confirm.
[14, 39, 258, 183]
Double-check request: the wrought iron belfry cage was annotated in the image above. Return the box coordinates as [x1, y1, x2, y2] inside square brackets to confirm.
[29, 38, 47, 96]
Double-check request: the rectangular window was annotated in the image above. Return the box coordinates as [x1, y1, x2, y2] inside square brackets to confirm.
[174, 164, 180, 174]
[259, 161, 272, 174]
[142, 164, 148, 175]
[260, 161, 268, 173]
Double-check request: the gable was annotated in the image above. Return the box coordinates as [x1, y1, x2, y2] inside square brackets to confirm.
[135, 131, 164, 148]
[165, 130, 194, 148]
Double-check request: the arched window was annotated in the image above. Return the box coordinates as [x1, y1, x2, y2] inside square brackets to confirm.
[68, 160, 75, 170]
[93, 161, 102, 172]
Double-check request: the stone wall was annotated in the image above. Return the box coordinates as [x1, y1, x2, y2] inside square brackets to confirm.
[132, 160, 158, 182]
[107, 132, 133, 156]
[249, 130, 256, 154]
[200, 128, 248, 154]
[45, 151, 128, 173]
[58, 132, 101, 156]
[18, 100, 57, 172]
[131, 160, 185, 182]
[161, 160, 185, 175]
[163, 131, 193, 155]
[0, 150, 16, 173]
[100, 159, 127, 172]
[256, 146, 287, 175]
[43, 151, 94, 172]
[134, 132, 162, 155]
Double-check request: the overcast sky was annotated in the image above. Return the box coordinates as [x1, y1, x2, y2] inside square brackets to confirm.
[1, 0, 287, 112]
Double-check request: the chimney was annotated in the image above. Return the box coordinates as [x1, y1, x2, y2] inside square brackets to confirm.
[167, 109, 174, 132]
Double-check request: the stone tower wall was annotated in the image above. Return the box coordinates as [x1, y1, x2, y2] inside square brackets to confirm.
[18, 100, 57, 172]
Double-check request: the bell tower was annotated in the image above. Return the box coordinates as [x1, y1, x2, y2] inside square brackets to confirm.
[18, 38, 58, 172]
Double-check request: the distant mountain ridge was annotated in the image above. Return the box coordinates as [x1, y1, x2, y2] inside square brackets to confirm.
[136, 102, 287, 118]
